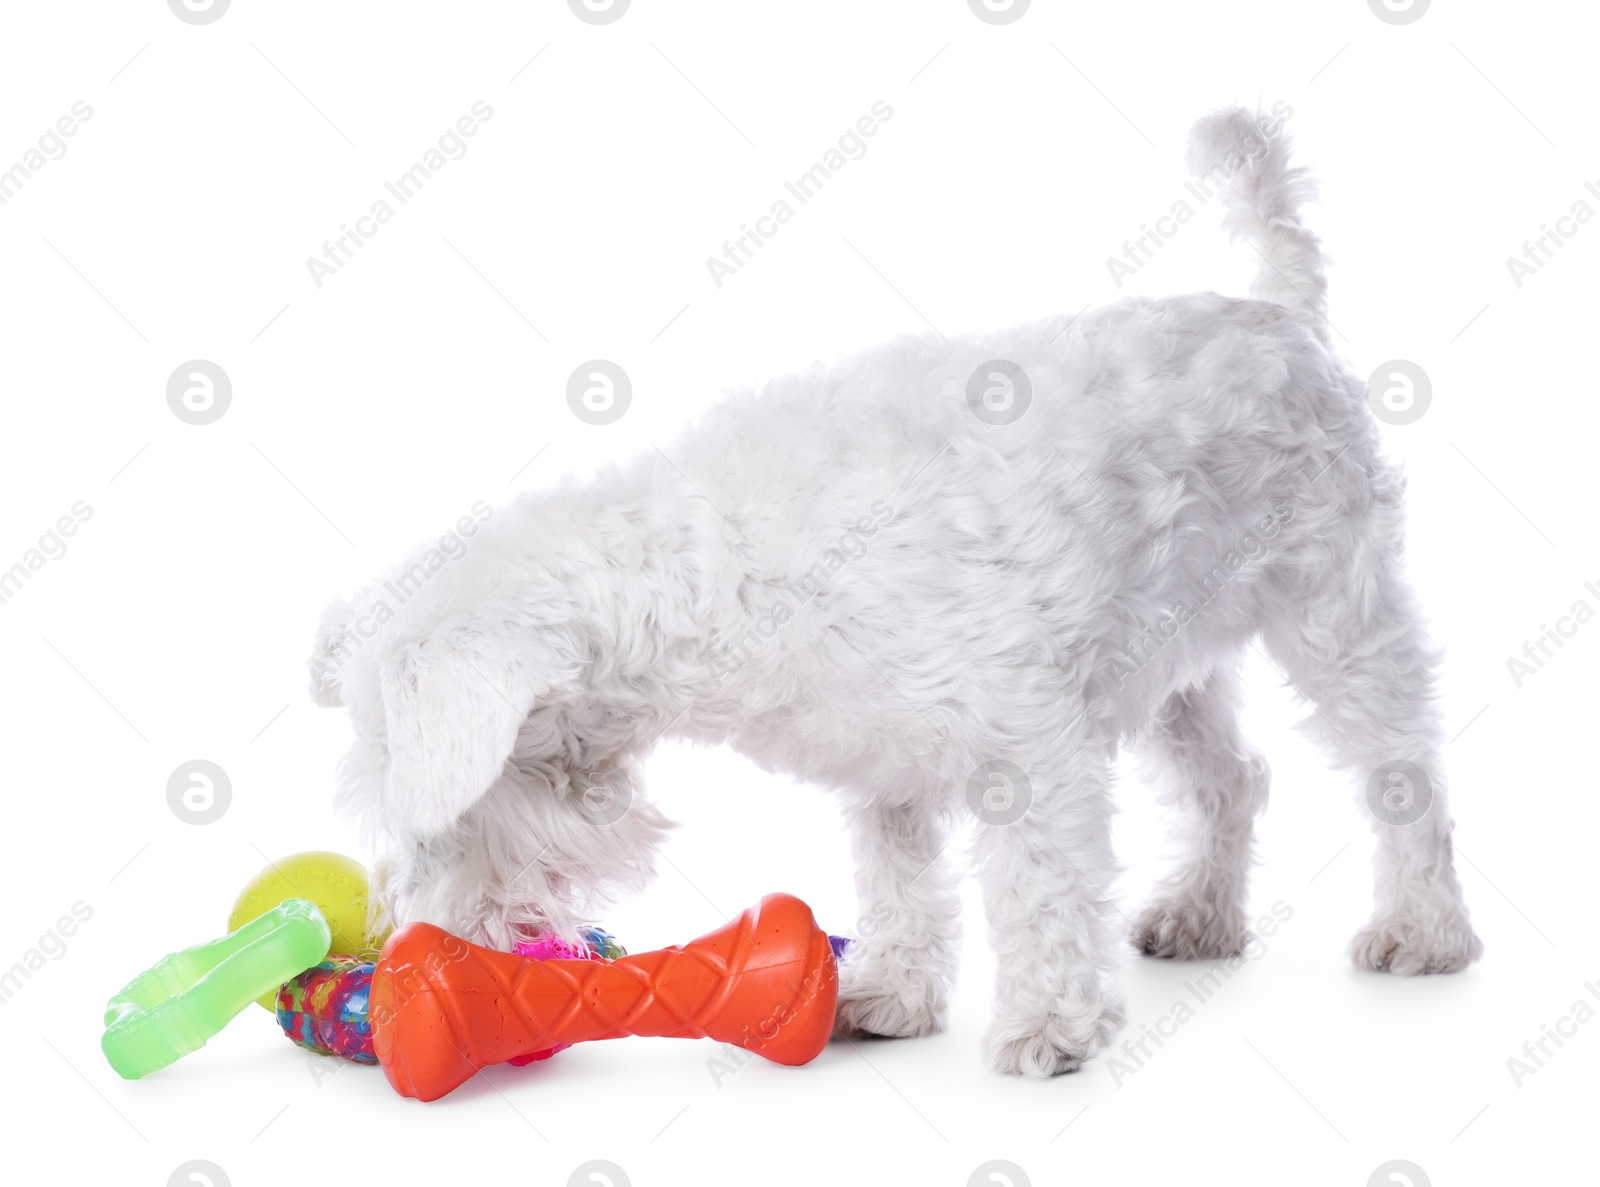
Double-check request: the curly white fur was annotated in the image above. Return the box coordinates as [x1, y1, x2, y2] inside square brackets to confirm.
[311, 107, 1482, 1077]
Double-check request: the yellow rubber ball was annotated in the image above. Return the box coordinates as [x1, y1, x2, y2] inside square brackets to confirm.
[228, 850, 391, 1010]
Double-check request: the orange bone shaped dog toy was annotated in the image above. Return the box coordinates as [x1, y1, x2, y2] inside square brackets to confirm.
[370, 892, 838, 1100]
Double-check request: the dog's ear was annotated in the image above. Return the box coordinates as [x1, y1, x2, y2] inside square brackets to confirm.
[378, 631, 535, 838]
[308, 596, 355, 707]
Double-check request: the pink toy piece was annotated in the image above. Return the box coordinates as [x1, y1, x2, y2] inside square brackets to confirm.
[512, 933, 595, 962]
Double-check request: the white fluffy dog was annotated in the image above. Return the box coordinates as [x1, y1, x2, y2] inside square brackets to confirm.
[309, 108, 1482, 1077]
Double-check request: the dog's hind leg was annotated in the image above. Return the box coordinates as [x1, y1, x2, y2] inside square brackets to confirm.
[977, 721, 1125, 1076]
[834, 798, 960, 1039]
[1263, 488, 1482, 974]
[1131, 661, 1269, 960]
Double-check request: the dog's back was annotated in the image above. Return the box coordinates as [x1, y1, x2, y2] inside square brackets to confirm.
[686, 109, 1370, 758]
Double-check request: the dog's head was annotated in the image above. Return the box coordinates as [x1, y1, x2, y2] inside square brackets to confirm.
[309, 539, 672, 949]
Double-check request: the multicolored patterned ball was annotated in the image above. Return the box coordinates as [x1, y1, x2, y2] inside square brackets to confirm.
[579, 925, 627, 962]
[277, 956, 376, 1063]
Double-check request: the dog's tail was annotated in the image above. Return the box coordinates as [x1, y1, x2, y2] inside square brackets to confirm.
[1186, 106, 1327, 344]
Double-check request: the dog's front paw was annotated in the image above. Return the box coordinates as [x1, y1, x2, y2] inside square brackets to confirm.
[834, 948, 950, 1039]
[1132, 894, 1245, 960]
[983, 999, 1124, 1078]
[1351, 906, 1483, 974]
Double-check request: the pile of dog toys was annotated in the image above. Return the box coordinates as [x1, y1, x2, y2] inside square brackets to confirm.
[99, 851, 846, 1101]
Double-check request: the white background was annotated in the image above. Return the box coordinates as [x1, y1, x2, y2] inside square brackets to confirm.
[1, 1, 1594, 1184]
